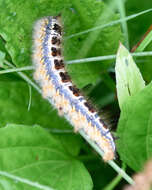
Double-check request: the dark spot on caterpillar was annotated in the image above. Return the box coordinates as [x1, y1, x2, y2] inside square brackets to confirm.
[113, 136, 120, 141]
[53, 23, 62, 35]
[59, 72, 71, 82]
[51, 47, 61, 56]
[57, 48, 61, 56]
[53, 15, 61, 22]
[69, 86, 80, 96]
[59, 106, 63, 111]
[51, 36, 60, 45]
[99, 118, 108, 129]
[51, 47, 57, 56]
[84, 101, 95, 113]
[54, 59, 64, 70]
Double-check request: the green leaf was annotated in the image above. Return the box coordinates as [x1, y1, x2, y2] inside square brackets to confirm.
[63, 0, 123, 87]
[0, 0, 66, 67]
[0, 124, 93, 190]
[54, 134, 83, 157]
[115, 43, 145, 109]
[116, 82, 152, 171]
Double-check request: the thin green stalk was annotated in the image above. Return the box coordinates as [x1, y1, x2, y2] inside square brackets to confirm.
[0, 171, 54, 190]
[0, 65, 33, 74]
[136, 30, 152, 52]
[1, 51, 152, 75]
[3, 60, 41, 94]
[116, 0, 129, 48]
[65, 8, 152, 39]
[17, 71, 41, 94]
[103, 163, 126, 190]
[79, 130, 134, 185]
[67, 51, 152, 64]
[27, 84, 32, 111]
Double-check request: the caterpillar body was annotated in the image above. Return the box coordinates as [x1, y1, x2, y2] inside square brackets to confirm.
[32, 16, 115, 161]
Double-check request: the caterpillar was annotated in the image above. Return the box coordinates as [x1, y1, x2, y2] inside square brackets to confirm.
[32, 16, 116, 161]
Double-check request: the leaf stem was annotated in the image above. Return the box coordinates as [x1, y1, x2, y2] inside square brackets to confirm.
[116, 0, 129, 48]
[65, 8, 152, 39]
[131, 25, 152, 52]
[3, 60, 41, 94]
[0, 65, 33, 74]
[103, 163, 126, 190]
[79, 130, 134, 185]
[0, 51, 152, 75]
[27, 84, 32, 111]
[0, 171, 54, 190]
[67, 51, 152, 64]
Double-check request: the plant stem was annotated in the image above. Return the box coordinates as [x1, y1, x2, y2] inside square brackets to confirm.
[79, 130, 134, 185]
[0, 171, 54, 190]
[1, 51, 152, 75]
[67, 51, 152, 64]
[103, 163, 126, 190]
[65, 8, 152, 39]
[0, 65, 33, 74]
[116, 0, 129, 48]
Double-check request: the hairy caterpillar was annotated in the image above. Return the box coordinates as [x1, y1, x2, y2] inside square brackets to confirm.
[32, 16, 115, 161]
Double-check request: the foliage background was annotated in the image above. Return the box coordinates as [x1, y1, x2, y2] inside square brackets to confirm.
[0, 0, 152, 189]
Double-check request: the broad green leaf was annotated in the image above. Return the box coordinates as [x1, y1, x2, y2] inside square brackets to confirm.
[54, 134, 83, 157]
[0, 124, 93, 190]
[63, 0, 123, 87]
[116, 82, 152, 171]
[115, 43, 145, 109]
[0, 0, 66, 68]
